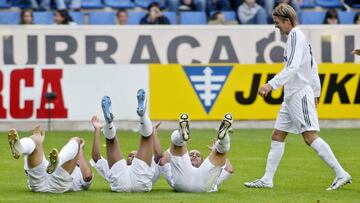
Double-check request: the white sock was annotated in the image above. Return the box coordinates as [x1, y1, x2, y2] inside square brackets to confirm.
[16, 137, 36, 155]
[171, 130, 185, 146]
[139, 112, 152, 138]
[261, 140, 285, 183]
[215, 134, 230, 154]
[103, 122, 116, 139]
[310, 137, 347, 177]
[58, 140, 79, 165]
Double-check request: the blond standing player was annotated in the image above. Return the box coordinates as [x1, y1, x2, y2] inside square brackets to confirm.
[244, 3, 352, 191]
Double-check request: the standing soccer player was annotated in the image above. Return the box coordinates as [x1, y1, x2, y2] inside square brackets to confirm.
[244, 3, 352, 190]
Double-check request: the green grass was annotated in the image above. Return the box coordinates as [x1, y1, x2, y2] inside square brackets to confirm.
[0, 129, 359, 202]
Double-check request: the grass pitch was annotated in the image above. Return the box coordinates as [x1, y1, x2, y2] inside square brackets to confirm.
[0, 128, 359, 203]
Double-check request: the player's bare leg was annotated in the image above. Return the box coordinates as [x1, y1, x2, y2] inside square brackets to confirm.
[208, 113, 233, 167]
[135, 89, 155, 167]
[170, 113, 190, 156]
[244, 129, 287, 188]
[8, 126, 46, 170]
[101, 96, 123, 169]
[304, 131, 352, 190]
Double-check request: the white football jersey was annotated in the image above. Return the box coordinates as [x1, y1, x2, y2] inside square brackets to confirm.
[268, 27, 321, 100]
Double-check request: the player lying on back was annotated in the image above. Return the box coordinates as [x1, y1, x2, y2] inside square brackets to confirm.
[8, 126, 93, 193]
[89, 89, 161, 192]
[158, 113, 233, 192]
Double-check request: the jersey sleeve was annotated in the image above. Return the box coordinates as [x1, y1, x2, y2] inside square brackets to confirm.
[158, 163, 174, 187]
[269, 31, 303, 90]
[311, 60, 321, 97]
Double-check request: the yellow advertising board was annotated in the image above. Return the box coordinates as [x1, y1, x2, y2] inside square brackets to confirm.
[150, 64, 360, 120]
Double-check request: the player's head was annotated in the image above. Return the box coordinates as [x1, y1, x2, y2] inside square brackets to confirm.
[189, 149, 203, 168]
[127, 150, 138, 165]
[272, 3, 298, 35]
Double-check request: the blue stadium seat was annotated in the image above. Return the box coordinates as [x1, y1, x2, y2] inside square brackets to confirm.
[0, 11, 20, 24]
[163, 11, 177, 24]
[300, 0, 316, 8]
[300, 11, 325, 24]
[89, 12, 116, 25]
[134, 0, 161, 8]
[81, 0, 104, 9]
[315, 0, 343, 8]
[33, 11, 54, 24]
[104, 0, 135, 8]
[338, 11, 356, 24]
[180, 11, 207, 25]
[222, 11, 237, 21]
[70, 12, 84, 24]
[0, 0, 10, 8]
[128, 11, 146, 24]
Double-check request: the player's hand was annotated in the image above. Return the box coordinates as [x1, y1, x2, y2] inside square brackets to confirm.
[91, 115, 104, 129]
[315, 97, 319, 108]
[351, 49, 360, 56]
[258, 83, 272, 97]
[79, 138, 85, 149]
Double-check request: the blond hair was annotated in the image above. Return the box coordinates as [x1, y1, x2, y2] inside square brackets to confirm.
[272, 3, 298, 27]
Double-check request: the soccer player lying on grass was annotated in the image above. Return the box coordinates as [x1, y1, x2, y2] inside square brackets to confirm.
[89, 89, 160, 192]
[8, 126, 93, 193]
[158, 113, 233, 192]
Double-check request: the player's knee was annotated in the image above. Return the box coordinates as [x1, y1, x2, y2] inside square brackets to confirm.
[302, 131, 318, 145]
[83, 173, 93, 182]
[271, 130, 286, 142]
[225, 165, 234, 174]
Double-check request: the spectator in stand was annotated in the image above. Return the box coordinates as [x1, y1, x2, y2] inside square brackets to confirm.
[354, 12, 360, 24]
[28, 0, 50, 11]
[116, 9, 128, 25]
[323, 9, 339, 24]
[207, 0, 232, 15]
[54, 9, 76, 25]
[178, 0, 198, 11]
[237, 0, 267, 24]
[230, 0, 265, 12]
[55, 0, 81, 11]
[167, 0, 206, 11]
[140, 2, 170, 25]
[19, 8, 33, 25]
[208, 10, 238, 24]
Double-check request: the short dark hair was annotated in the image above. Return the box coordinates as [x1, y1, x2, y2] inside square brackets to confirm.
[354, 12, 360, 24]
[147, 2, 161, 11]
[56, 9, 74, 24]
[116, 8, 128, 17]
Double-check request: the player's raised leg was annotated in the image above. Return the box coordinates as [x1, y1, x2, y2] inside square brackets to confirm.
[244, 129, 287, 188]
[208, 113, 233, 166]
[8, 126, 46, 169]
[102, 95, 123, 168]
[47, 137, 81, 174]
[170, 113, 190, 156]
[135, 89, 155, 167]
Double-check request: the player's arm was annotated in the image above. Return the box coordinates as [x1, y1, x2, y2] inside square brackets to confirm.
[268, 32, 304, 90]
[310, 60, 321, 107]
[91, 115, 103, 162]
[78, 139, 93, 182]
[153, 122, 162, 164]
[352, 49, 360, 56]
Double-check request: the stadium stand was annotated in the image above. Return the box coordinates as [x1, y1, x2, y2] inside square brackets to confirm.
[0, 0, 11, 8]
[221, 11, 237, 21]
[33, 11, 53, 24]
[89, 11, 116, 24]
[127, 11, 146, 24]
[134, 0, 161, 9]
[338, 11, 357, 24]
[180, 11, 207, 25]
[163, 11, 177, 24]
[315, 0, 343, 8]
[104, 0, 135, 9]
[81, 0, 104, 9]
[70, 11, 84, 24]
[300, 10, 326, 24]
[300, 0, 316, 8]
[0, 11, 20, 24]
